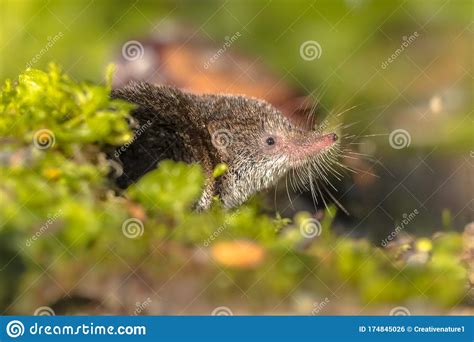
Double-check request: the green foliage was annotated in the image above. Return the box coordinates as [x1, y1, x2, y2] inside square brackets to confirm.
[128, 160, 204, 216]
[0, 64, 133, 147]
[0, 66, 469, 314]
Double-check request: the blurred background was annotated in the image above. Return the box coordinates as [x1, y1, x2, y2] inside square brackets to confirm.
[0, 0, 472, 315]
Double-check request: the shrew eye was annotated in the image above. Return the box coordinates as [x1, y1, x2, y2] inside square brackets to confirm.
[266, 137, 275, 146]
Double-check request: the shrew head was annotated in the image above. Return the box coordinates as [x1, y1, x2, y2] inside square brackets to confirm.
[206, 94, 339, 208]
